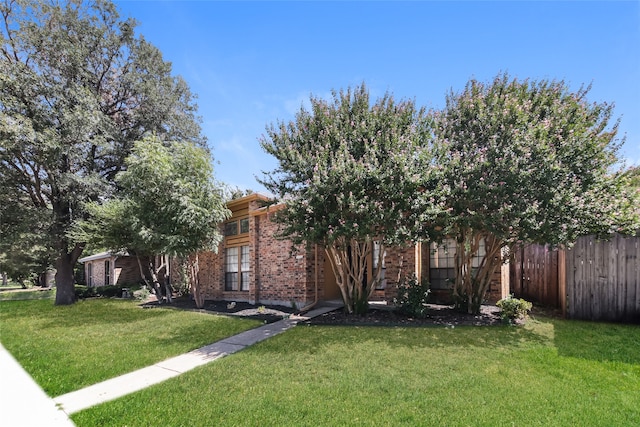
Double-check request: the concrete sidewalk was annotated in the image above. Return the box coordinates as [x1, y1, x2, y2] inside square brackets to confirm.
[0, 343, 75, 427]
[53, 304, 337, 415]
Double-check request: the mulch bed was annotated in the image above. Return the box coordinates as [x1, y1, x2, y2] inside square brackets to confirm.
[144, 296, 518, 327]
[141, 296, 298, 323]
[304, 304, 505, 327]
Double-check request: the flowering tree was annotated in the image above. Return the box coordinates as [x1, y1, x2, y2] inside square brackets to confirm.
[260, 84, 438, 314]
[431, 73, 638, 314]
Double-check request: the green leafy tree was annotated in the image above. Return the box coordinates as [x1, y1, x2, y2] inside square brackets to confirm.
[0, 0, 203, 304]
[0, 169, 54, 285]
[73, 136, 229, 307]
[431, 73, 638, 314]
[260, 84, 439, 314]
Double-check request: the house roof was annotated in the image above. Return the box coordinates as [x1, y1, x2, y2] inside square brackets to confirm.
[226, 192, 271, 209]
[78, 251, 128, 263]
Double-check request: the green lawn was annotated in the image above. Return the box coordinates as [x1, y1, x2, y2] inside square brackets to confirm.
[73, 317, 640, 427]
[0, 298, 261, 396]
[0, 288, 55, 301]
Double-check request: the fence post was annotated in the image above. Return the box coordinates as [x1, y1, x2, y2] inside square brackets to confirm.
[558, 247, 567, 318]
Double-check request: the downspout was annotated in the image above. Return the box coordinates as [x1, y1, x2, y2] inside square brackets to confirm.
[297, 244, 319, 314]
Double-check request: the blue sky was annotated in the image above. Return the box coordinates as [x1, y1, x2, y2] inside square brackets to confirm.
[115, 1, 640, 193]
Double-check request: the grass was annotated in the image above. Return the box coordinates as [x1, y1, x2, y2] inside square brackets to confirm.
[0, 287, 55, 301]
[72, 317, 640, 427]
[0, 298, 261, 396]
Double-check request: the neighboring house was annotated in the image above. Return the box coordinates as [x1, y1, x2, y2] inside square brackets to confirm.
[78, 252, 142, 287]
[193, 194, 508, 309]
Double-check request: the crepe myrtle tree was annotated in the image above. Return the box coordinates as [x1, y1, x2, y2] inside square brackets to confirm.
[430, 73, 638, 314]
[260, 84, 441, 314]
[0, 0, 204, 305]
[72, 136, 229, 307]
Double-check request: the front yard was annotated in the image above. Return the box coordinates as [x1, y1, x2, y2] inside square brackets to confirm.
[1, 298, 638, 426]
[74, 315, 640, 426]
[0, 298, 261, 396]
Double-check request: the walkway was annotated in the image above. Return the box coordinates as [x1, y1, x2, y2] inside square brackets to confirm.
[1, 304, 338, 426]
[0, 344, 75, 427]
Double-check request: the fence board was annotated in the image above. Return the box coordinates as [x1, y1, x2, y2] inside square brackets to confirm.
[511, 234, 639, 321]
[566, 234, 640, 322]
[511, 244, 560, 308]
[629, 237, 640, 319]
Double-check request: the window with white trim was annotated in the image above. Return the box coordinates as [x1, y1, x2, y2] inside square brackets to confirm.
[104, 260, 111, 286]
[87, 263, 93, 287]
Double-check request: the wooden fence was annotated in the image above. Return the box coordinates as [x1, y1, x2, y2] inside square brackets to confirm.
[511, 234, 640, 322]
[511, 244, 562, 310]
[566, 234, 640, 322]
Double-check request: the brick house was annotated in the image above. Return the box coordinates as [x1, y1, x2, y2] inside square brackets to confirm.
[193, 194, 508, 309]
[78, 252, 142, 287]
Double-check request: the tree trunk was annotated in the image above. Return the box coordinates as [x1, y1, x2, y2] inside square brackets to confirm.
[188, 254, 205, 309]
[325, 239, 382, 315]
[453, 230, 504, 314]
[147, 260, 165, 303]
[54, 246, 83, 305]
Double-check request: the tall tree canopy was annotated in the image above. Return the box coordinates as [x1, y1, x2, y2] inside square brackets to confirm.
[260, 84, 439, 314]
[0, 0, 204, 304]
[430, 73, 638, 314]
[73, 136, 229, 307]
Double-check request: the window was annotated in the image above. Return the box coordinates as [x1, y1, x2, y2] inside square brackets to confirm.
[225, 245, 250, 291]
[429, 238, 485, 290]
[225, 247, 238, 290]
[87, 263, 93, 287]
[224, 221, 238, 237]
[241, 246, 250, 291]
[373, 241, 386, 289]
[104, 260, 111, 286]
[240, 218, 250, 234]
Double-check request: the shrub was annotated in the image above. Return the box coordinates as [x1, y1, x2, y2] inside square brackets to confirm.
[496, 295, 532, 323]
[96, 285, 121, 298]
[75, 285, 96, 299]
[394, 275, 431, 318]
[132, 286, 150, 301]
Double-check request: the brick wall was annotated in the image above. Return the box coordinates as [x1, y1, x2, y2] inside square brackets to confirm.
[194, 199, 317, 309]
[253, 212, 315, 308]
[85, 259, 107, 287]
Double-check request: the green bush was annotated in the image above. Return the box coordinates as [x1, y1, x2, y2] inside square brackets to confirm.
[394, 275, 431, 318]
[496, 295, 532, 323]
[133, 286, 150, 301]
[97, 285, 121, 298]
[75, 285, 96, 299]
[75, 284, 144, 299]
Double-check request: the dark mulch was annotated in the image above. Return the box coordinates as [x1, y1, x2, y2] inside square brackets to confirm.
[143, 297, 531, 327]
[304, 304, 505, 327]
[141, 296, 298, 323]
